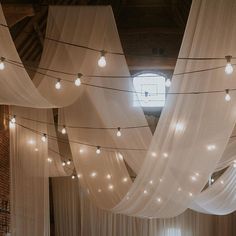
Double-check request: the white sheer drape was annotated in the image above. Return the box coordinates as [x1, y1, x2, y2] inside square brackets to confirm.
[10, 106, 50, 236]
[52, 176, 236, 236]
[52, 177, 80, 236]
[0, 6, 53, 108]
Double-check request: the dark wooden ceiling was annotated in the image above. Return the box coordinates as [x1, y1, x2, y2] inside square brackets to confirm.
[1, 0, 192, 73]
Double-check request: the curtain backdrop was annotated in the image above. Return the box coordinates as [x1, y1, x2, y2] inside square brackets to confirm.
[10, 106, 50, 236]
[52, 176, 236, 236]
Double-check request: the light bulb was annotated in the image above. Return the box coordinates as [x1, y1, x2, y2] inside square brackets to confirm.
[116, 127, 121, 137]
[165, 78, 171, 87]
[47, 158, 52, 163]
[96, 146, 101, 154]
[225, 55, 233, 75]
[98, 50, 106, 67]
[10, 115, 16, 124]
[62, 161, 66, 166]
[75, 73, 82, 87]
[66, 159, 71, 165]
[55, 79, 61, 90]
[72, 175, 75, 179]
[41, 134, 47, 142]
[225, 89, 231, 101]
[0, 57, 5, 70]
[61, 126, 66, 134]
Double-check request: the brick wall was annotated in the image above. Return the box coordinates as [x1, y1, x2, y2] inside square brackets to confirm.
[0, 106, 10, 236]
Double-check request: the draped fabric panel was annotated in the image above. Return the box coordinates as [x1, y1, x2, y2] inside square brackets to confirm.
[10, 106, 50, 236]
[54, 0, 236, 218]
[52, 176, 236, 236]
[52, 177, 80, 236]
[0, 6, 53, 108]
[47, 110, 69, 177]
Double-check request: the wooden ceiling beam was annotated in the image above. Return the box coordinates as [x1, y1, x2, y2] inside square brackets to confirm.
[2, 4, 35, 27]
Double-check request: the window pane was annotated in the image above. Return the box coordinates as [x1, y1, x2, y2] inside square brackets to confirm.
[133, 73, 166, 107]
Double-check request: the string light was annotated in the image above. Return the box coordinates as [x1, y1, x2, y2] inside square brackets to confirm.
[77, 173, 82, 178]
[225, 55, 233, 75]
[66, 159, 71, 165]
[108, 184, 114, 190]
[163, 152, 168, 158]
[55, 79, 61, 90]
[10, 115, 16, 124]
[62, 161, 66, 166]
[106, 174, 112, 179]
[90, 172, 97, 178]
[34, 147, 39, 152]
[116, 127, 121, 137]
[165, 78, 171, 87]
[75, 73, 82, 87]
[0, 57, 5, 70]
[71, 175, 75, 179]
[47, 158, 52, 163]
[9, 115, 16, 128]
[206, 144, 216, 151]
[123, 177, 128, 182]
[98, 50, 106, 67]
[96, 146, 101, 154]
[225, 89, 231, 101]
[41, 133, 47, 142]
[61, 126, 67, 134]
[157, 197, 162, 203]
[220, 180, 224, 184]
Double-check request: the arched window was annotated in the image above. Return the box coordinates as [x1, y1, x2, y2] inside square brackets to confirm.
[133, 73, 166, 107]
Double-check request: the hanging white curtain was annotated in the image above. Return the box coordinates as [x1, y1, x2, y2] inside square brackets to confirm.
[52, 176, 236, 236]
[10, 106, 50, 236]
[0, 6, 53, 108]
[52, 177, 80, 236]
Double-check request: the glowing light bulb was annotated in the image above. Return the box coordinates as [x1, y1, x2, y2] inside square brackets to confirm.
[108, 184, 114, 190]
[75, 73, 82, 87]
[225, 89, 231, 101]
[77, 174, 81, 178]
[123, 177, 128, 182]
[47, 158, 52, 163]
[106, 174, 111, 179]
[163, 152, 168, 158]
[157, 197, 162, 203]
[116, 127, 121, 137]
[11, 115, 16, 124]
[165, 78, 171, 87]
[98, 51, 106, 67]
[0, 57, 5, 70]
[41, 134, 47, 142]
[72, 175, 75, 179]
[96, 146, 101, 154]
[62, 161, 66, 166]
[90, 172, 97, 178]
[61, 126, 66, 134]
[225, 56, 233, 75]
[55, 79, 61, 90]
[211, 178, 215, 183]
[66, 159, 71, 165]
[34, 148, 39, 152]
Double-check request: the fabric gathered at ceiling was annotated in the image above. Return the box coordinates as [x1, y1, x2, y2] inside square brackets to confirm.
[10, 106, 50, 236]
[0, 6, 53, 108]
[55, 0, 236, 218]
[4, 0, 236, 228]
